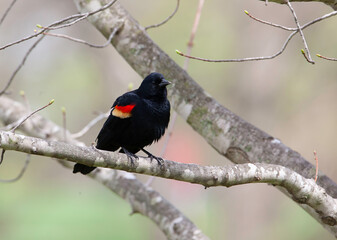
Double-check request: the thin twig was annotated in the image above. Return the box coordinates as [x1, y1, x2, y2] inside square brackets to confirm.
[42, 27, 117, 48]
[0, 35, 45, 96]
[176, 32, 296, 62]
[245, 10, 337, 31]
[145, 0, 180, 30]
[1, 117, 24, 131]
[10, 99, 55, 133]
[71, 111, 109, 139]
[314, 150, 319, 182]
[0, 0, 119, 97]
[0, 149, 5, 165]
[177, 9, 336, 63]
[176, 10, 337, 63]
[176, 30, 296, 62]
[0, 0, 118, 51]
[184, 0, 205, 69]
[245, 10, 337, 33]
[0, 154, 31, 183]
[0, 0, 18, 26]
[0, 31, 42, 51]
[304, 11, 337, 26]
[316, 54, 337, 61]
[286, 0, 314, 64]
[244, 10, 295, 31]
[44, 14, 89, 31]
[301, 49, 311, 62]
[49, 0, 116, 30]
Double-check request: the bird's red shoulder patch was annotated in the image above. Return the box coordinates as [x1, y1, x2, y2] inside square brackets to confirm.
[112, 104, 135, 118]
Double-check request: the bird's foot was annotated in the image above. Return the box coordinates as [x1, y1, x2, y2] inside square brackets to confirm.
[141, 148, 164, 165]
[122, 147, 139, 165]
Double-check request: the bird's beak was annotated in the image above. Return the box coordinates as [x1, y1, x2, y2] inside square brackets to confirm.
[159, 79, 171, 87]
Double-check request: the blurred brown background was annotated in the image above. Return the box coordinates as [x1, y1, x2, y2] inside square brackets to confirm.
[0, 0, 336, 239]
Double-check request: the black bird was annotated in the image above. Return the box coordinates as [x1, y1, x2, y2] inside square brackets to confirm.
[73, 72, 171, 175]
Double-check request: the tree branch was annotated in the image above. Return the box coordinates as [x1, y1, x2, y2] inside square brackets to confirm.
[176, 10, 337, 63]
[260, 0, 337, 10]
[0, 96, 209, 240]
[145, 0, 180, 30]
[286, 0, 314, 63]
[74, 0, 337, 199]
[0, 153, 31, 183]
[317, 53, 337, 61]
[71, 111, 109, 139]
[0, 130, 336, 236]
[0, 0, 118, 51]
[0, 0, 18, 26]
[0, 35, 46, 96]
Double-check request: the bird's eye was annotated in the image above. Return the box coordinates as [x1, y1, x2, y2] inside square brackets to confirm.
[154, 78, 162, 85]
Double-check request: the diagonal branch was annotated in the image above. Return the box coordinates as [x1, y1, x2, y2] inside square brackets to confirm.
[260, 0, 337, 11]
[0, 0, 18, 26]
[244, 10, 295, 31]
[0, 35, 45, 96]
[10, 99, 54, 133]
[0, 130, 336, 236]
[71, 111, 109, 139]
[74, 0, 337, 199]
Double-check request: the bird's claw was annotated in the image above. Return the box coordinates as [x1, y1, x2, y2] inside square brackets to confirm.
[122, 147, 138, 166]
[127, 154, 138, 166]
[148, 154, 164, 166]
[141, 148, 164, 166]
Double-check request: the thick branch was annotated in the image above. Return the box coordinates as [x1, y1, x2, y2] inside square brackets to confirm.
[0, 130, 336, 236]
[261, 0, 337, 10]
[0, 96, 208, 240]
[74, 0, 337, 198]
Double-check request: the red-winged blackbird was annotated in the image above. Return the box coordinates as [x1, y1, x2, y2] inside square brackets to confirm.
[73, 72, 171, 175]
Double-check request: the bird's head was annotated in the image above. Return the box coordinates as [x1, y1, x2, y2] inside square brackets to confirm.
[138, 72, 171, 100]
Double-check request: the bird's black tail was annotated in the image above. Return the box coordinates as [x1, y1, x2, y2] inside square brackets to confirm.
[73, 163, 96, 175]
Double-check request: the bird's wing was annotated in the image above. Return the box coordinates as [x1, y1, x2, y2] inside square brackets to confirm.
[96, 92, 140, 151]
[110, 92, 139, 119]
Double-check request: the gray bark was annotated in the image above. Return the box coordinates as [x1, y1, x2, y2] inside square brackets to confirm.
[261, 0, 337, 10]
[1, 130, 336, 236]
[74, 0, 337, 199]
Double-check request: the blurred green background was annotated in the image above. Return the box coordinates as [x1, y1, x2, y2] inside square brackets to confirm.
[0, 0, 336, 239]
